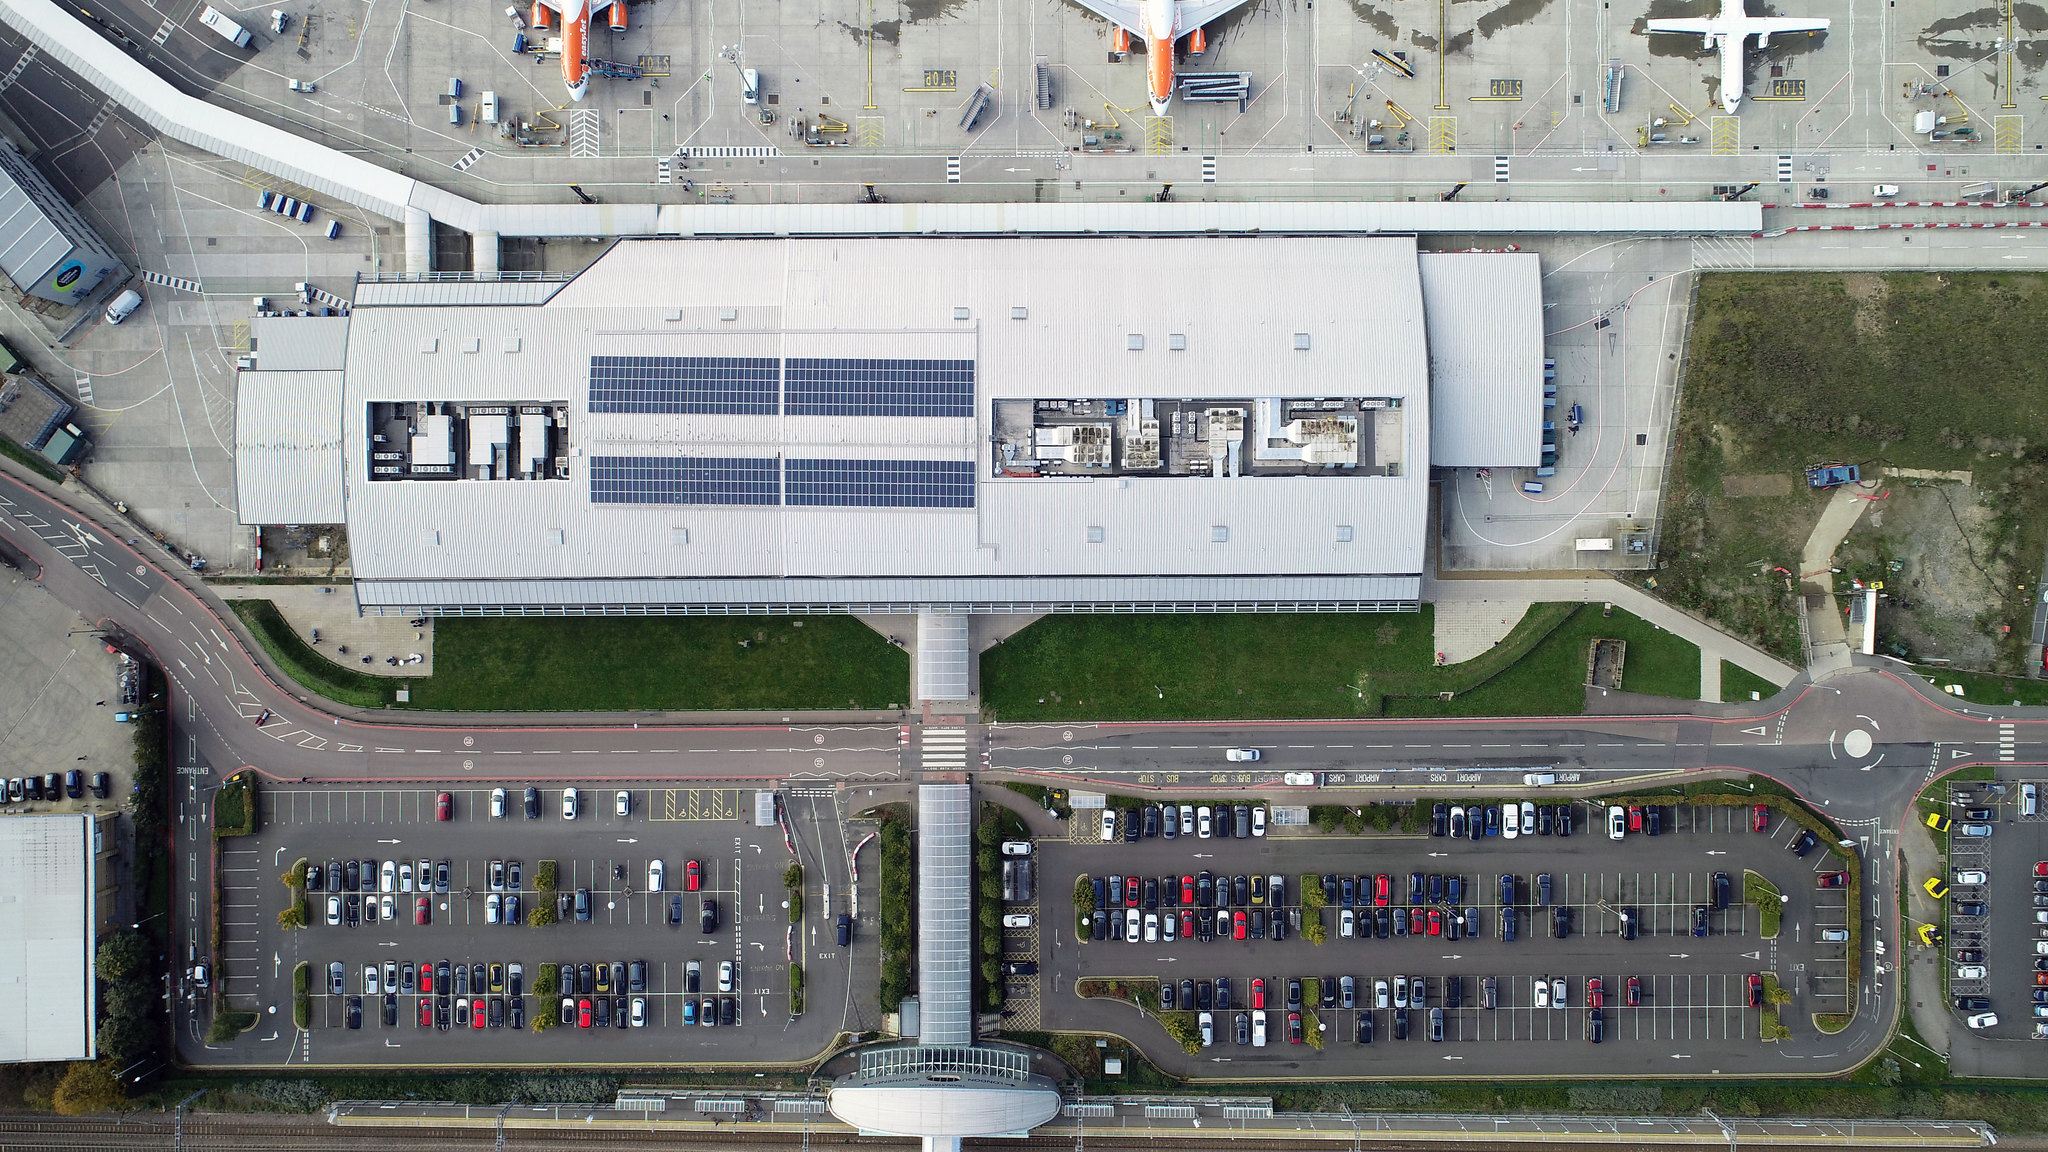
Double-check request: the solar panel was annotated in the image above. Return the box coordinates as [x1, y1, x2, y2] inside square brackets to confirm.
[784, 358, 974, 418]
[588, 356, 779, 415]
[589, 456, 779, 505]
[785, 458, 975, 508]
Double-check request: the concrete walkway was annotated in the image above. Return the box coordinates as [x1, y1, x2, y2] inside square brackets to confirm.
[212, 582, 435, 678]
[1897, 809, 1952, 1060]
[1426, 575, 1803, 699]
[1798, 484, 1873, 678]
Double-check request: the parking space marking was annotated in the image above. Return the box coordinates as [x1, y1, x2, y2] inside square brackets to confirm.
[653, 788, 740, 821]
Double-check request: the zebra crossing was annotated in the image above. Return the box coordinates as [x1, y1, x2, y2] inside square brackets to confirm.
[946, 156, 961, 183]
[451, 146, 485, 172]
[1998, 723, 2016, 762]
[1201, 155, 1216, 182]
[0, 46, 40, 93]
[140, 269, 202, 294]
[83, 102, 114, 139]
[305, 286, 351, 312]
[684, 145, 779, 158]
[920, 727, 968, 772]
[1776, 154, 1793, 183]
[656, 155, 672, 184]
[74, 376, 92, 405]
[1493, 155, 1510, 182]
[151, 19, 174, 44]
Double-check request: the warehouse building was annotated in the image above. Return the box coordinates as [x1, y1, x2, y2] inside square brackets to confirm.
[0, 814, 109, 1064]
[237, 236, 1541, 646]
[0, 135, 123, 307]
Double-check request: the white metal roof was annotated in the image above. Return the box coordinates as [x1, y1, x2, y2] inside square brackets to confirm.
[0, 815, 97, 1063]
[235, 370, 345, 525]
[917, 785, 974, 1046]
[1419, 252, 1545, 468]
[251, 315, 352, 371]
[0, 143, 74, 291]
[339, 237, 1433, 596]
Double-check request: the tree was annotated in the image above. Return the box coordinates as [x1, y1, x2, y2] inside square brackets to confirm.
[94, 932, 148, 982]
[95, 1014, 151, 1066]
[52, 1061, 123, 1115]
[276, 905, 306, 930]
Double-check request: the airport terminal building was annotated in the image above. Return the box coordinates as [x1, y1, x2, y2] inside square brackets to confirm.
[236, 235, 1541, 626]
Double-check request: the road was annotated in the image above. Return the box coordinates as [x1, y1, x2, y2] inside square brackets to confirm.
[0, 460, 2042, 1079]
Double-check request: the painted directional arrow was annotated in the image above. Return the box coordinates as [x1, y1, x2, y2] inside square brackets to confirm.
[1742, 950, 1762, 960]
[377, 838, 402, 844]
[1741, 725, 1769, 735]
[1952, 749, 1971, 758]
[617, 838, 640, 844]
[1428, 852, 1451, 858]
[1668, 953, 1690, 959]
[1706, 850, 1728, 856]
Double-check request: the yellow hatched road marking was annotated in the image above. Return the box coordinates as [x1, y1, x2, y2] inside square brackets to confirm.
[1995, 114, 2023, 154]
[1145, 115, 1173, 154]
[1427, 116, 1456, 153]
[855, 116, 885, 147]
[653, 788, 739, 821]
[1711, 115, 1739, 156]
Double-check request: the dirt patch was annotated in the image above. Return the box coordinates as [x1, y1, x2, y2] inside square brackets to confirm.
[1346, 0, 1400, 39]
[1475, 0, 1554, 39]
[1842, 274, 1888, 339]
[1722, 473, 1795, 498]
[1837, 482, 2005, 667]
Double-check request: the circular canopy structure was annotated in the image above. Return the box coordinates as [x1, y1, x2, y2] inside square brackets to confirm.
[828, 1045, 1063, 1149]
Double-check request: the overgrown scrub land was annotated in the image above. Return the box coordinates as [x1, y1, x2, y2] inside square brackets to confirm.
[981, 603, 1700, 722]
[1665, 273, 2048, 671]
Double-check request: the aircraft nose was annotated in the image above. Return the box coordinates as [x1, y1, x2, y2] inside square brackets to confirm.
[1150, 97, 1171, 117]
[568, 83, 588, 102]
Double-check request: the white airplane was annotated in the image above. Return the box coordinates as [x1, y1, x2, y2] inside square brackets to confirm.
[527, 0, 629, 102]
[1070, 0, 1259, 116]
[1644, 0, 1827, 114]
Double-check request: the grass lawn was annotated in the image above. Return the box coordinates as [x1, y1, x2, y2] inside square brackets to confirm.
[980, 603, 1700, 722]
[1665, 273, 2048, 672]
[233, 601, 908, 712]
[1910, 664, 2048, 708]
[1720, 661, 1782, 704]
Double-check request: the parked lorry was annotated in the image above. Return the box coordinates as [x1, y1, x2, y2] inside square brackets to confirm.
[198, 6, 253, 47]
[1805, 463, 1861, 488]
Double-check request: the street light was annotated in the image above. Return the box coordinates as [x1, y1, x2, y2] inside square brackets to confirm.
[131, 911, 166, 929]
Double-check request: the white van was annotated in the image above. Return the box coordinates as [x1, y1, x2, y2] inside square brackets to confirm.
[2025, 783, 2040, 817]
[480, 91, 499, 123]
[104, 289, 143, 324]
[742, 68, 760, 104]
[1523, 771, 1557, 787]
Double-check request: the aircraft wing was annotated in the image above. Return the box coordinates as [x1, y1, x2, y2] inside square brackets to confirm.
[1175, 0, 1257, 33]
[1642, 18, 1718, 32]
[1071, 0, 1144, 33]
[1745, 16, 1828, 33]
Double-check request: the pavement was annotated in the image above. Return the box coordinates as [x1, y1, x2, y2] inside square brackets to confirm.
[1797, 483, 1873, 676]
[213, 582, 435, 678]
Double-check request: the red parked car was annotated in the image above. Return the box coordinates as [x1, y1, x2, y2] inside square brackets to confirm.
[471, 998, 486, 1028]
[418, 998, 434, 1028]
[1626, 976, 1641, 1007]
[1816, 872, 1848, 888]
[1426, 908, 1443, 936]
[1374, 874, 1391, 907]
[419, 962, 434, 994]
[436, 792, 452, 821]
[1125, 878, 1140, 907]
[1232, 911, 1248, 940]
[1752, 804, 1771, 832]
[1251, 978, 1266, 1009]
[1181, 875, 1196, 905]
[1179, 910, 1194, 939]
[415, 896, 431, 924]
[1628, 806, 1644, 833]
[685, 860, 702, 891]
[578, 999, 592, 1028]
[1747, 974, 1764, 1009]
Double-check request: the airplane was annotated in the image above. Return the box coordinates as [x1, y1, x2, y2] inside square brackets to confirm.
[1644, 0, 1826, 114]
[1071, 0, 1259, 116]
[527, 0, 628, 102]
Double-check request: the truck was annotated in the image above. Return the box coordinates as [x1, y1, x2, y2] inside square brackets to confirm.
[1805, 463, 1861, 488]
[198, 6, 253, 47]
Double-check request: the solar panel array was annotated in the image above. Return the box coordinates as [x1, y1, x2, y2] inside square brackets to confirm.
[785, 358, 975, 418]
[587, 356, 974, 418]
[589, 456, 975, 508]
[588, 456, 779, 505]
[588, 356, 779, 415]
[786, 458, 976, 508]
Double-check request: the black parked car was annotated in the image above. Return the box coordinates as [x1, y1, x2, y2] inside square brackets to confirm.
[1692, 906, 1710, 937]
[1791, 829, 1819, 857]
[669, 894, 684, 925]
[523, 787, 540, 819]
[1142, 806, 1161, 838]
[1430, 804, 1448, 836]
[700, 898, 719, 934]
[89, 772, 109, 799]
[346, 996, 362, 1029]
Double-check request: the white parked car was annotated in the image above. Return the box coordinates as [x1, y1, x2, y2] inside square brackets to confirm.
[1196, 806, 1213, 838]
[2036, 940, 2048, 955]
[1607, 806, 1627, 840]
[1551, 977, 1567, 1009]
[491, 788, 506, 818]
[1000, 841, 1033, 856]
[486, 893, 501, 924]
[1957, 965, 1988, 979]
[1161, 912, 1175, 941]
[398, 862, 413, 893]
[1003, 913, 1033, 928]
[1340, 909, 1355, 938]
[1954, 870, 1988, 885]
[647, 859, 664, 892]
[1534, 978, 1551, 1008]
[1503, 810, 1520, 840]
[1144, 913, 1159, 942]
[378, 894, 393, 921]
[562, 788, 579, 820]
[1393, 977, 1409, 1009]
[1282, 771, 1318, 786]
[1966, 1012, 1998, 1029]
[1374, 979, 1390, 1009]
[380, 860, 396, 893]
[616, 790, 632, 817]
[718, 960, 734, 992]
[1125, 908, 1140, 939]
[326, 896, 340, 925]
[1251, 1010, 1268, 1047]
[1520, 802, 1537, 837]
[1101, 809, 1118, 841]
[1251, 807, 1266, 837]
[1199, 1011, 1214, 1046]
[1225, 748, 1260, 762]
[1178, 804, 1195, 832]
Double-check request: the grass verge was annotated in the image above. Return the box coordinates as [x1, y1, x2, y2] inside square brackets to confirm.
[291, 963, 310, 1030]
[982, 603, 1700, 722]
[212, 771, 257, 839]
[1721, 661, 1782, 703]
[230, 604, 908, 712]
[1910, 665, 2048, 707]
[877, 811, 914, 1012]
[230, 600, 391, 709]
[1746, 871, 1783, 938]
[0, 437, 66, 482]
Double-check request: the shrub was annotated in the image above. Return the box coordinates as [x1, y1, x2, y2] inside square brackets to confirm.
[1159, 1012, 1203, 1055]
[1302, 1010, 1323, 1050]
[784, 862, 804, 889]
[535, 964, 559, 999]
[292, 962, 312, 1029]
[213, 772, 258, 839]
[1301, 914, 1328, 946]
[789, 964, 804, 1015]
[1815, 1012, 1851, 1034]
[207, 1009, 259, 1044]
[528, 901, 557, 928]
[535, 860, 558, 892]
[1298, 874, 1327, 911]
[1567, 1084, 1664, 1112]
[277, 904, 306, 930]
[52, 1061, 123, 1115]
[1746, 870, 1783, 937]
[1074, 876, 1095, 915]
[94, 932, 149, 981]
[878, 814, 915, 1012]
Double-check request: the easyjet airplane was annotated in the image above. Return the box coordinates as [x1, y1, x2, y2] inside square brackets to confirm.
[1074, 0, 1258, 116]
[528, 0, 627, 102]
